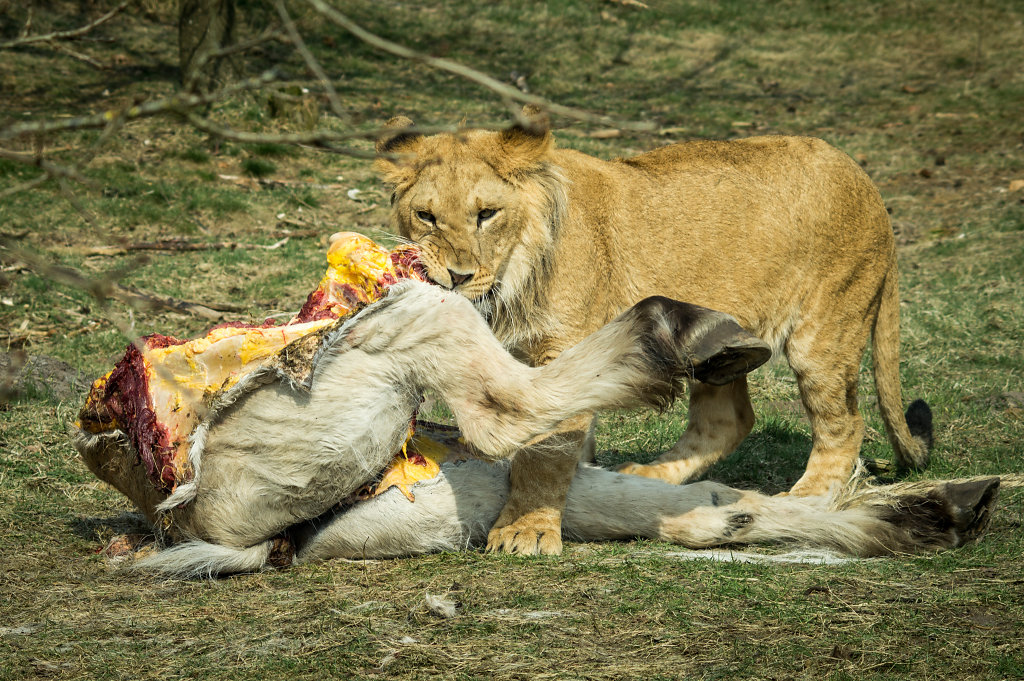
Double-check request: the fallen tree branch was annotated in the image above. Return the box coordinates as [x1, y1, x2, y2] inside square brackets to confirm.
[77, 237, 295, 257]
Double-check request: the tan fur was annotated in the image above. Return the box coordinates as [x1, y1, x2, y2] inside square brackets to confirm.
[375, 110, 931, 554]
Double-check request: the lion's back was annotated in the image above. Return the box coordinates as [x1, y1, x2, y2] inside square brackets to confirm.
[539, 135, 895, 348]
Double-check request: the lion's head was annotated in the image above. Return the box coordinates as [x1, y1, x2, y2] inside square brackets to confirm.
[373, 109, 566, 305]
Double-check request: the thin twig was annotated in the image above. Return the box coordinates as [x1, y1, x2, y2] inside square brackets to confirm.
[188, 112, 516, 156]
[50, 41, 106, 69]
[56, 177, 100, 229]
[303, 0, 655, 132]
[0, 0, 133, 49]
[274, 0, 347, 122]
[17, 7, 34, 40]
[185, 23, 287, 85]
[0, 174, 50, 201]
[0, 148, 99, 188]
[0, 70, 281, 141]
[0, 236, 245, 320]
[0, 235, 137, 302]
[211, 27, 289, 60]
[112, 285, 246, 319]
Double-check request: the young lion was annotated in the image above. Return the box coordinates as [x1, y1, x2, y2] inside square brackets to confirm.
[375, 108, 933, 555]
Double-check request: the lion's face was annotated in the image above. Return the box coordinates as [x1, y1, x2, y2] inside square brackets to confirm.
[375, 115, 559, 302]
[392, 151, 523, 299]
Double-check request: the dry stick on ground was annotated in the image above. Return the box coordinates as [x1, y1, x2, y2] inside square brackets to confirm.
[78, 237, 297, 257]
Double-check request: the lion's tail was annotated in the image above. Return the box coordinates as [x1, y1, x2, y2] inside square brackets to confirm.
[871, 262, 932, 470]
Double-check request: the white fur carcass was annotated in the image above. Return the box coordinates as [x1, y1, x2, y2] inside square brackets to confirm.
[73, 280, 999, 577]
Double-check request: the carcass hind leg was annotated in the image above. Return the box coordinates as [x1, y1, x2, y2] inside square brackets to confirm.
[615, 377, 754, 484]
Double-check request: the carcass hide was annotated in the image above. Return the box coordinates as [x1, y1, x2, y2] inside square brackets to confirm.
[73, 235, 999, 577]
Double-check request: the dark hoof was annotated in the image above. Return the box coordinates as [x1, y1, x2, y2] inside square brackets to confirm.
[939, 477, 1000, 541]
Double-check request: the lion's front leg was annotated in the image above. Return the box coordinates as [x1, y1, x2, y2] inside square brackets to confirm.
[485, 414, 589, 555]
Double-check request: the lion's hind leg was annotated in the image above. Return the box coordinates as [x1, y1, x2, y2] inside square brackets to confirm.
[615, 377, 755, 484]
[784, 311, 873, 497]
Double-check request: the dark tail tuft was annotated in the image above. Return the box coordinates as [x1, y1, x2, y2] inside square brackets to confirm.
[899, 398, 933, 470]
[906, 399, 933, 449]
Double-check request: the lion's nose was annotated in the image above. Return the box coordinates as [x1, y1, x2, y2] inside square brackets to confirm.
[448, 270, 473, 287]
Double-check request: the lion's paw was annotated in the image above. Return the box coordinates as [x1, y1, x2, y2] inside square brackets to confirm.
[785, 473, 844, 498]
[613, 461, 673, 481]
[486, 510, 563, 556]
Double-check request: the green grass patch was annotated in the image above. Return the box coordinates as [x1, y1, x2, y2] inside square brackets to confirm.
[1, 0, 1022, 679]
[241, 157, 277, 178]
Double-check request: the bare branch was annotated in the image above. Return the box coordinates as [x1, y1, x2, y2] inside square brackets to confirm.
[185, 24, 288, 88]
[183, 112, 509, 158]
[0, 0, 133, 50]
[0, 148, 99, 188]
[56, 177, 100, 229]
[273, 0, 348, 123]
[0, 235, 132, 302]
[0, 236, 245, 320]
[113, 285, 246, 319]
[0, 174, 50, 201]
[50, 41, 107, 69]
[303, 0, 655, 132]
[18, 7, 34, 40]
[0, 70, 282, 141]
[203, 117, 596, 157]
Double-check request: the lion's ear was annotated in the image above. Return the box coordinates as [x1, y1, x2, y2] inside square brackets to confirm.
[374, 116, 423, 184]
[494, 105, 553, 179]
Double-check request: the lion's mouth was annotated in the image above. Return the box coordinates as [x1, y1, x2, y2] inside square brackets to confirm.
[411, 246, 493, 299]
[425, 269, 493, 300]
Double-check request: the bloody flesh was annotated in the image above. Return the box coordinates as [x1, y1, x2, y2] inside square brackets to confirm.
[78, 233, 433, 493]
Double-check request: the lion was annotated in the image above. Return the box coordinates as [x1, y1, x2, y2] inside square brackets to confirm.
[374, 108, 934, 555]
[74, 281, 997, 577]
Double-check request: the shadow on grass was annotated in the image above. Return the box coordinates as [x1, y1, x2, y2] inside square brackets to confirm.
[69, 511, 152, 543]
[601, 417, 812, 496]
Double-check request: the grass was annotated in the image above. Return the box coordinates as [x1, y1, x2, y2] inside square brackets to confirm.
[1, 0, 1023, 679]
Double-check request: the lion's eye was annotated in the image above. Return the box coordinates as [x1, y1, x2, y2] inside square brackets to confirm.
[477, 208, 498, 228]
[415, 210, 436, 225]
